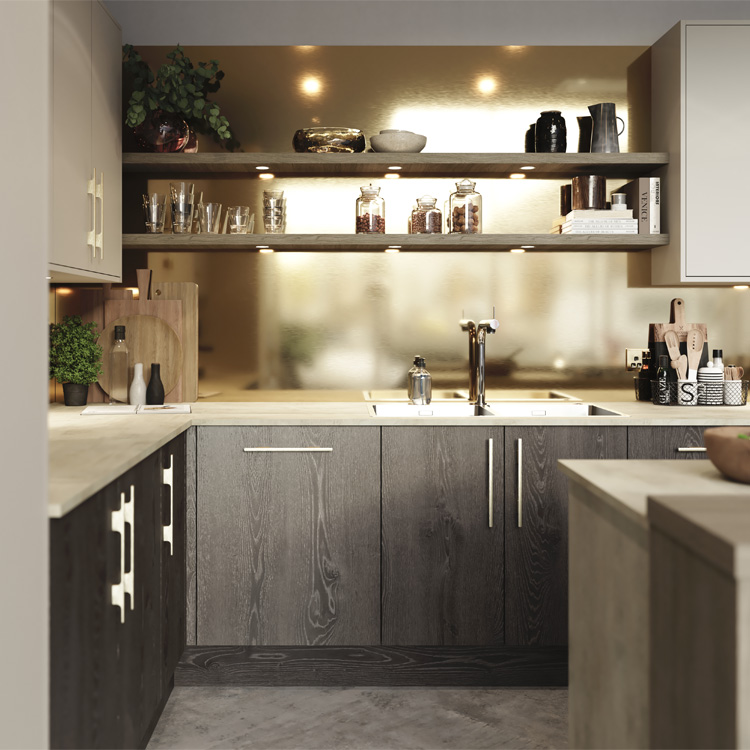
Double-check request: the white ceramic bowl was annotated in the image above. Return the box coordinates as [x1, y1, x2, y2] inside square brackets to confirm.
[370, 130, 427, 153]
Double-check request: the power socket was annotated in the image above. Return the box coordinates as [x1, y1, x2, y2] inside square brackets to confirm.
[625, 348, 645, 371]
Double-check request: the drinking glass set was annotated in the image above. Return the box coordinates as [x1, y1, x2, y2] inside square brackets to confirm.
[142, 182, 261, 235]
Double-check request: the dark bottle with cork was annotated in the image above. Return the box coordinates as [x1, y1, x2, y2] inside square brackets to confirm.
[653, 355, 671, 405]
[146, 363, 165, 405]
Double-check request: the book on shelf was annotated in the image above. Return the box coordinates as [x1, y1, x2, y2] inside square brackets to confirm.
[562, 219, 638, 230]
[619, 177, 660, 234]
[549, 225, 562, 234]
[565, 208, 634, 220]
[561, 227, 638, 235]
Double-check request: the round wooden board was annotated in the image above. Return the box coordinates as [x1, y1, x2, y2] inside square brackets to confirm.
[98, 315, 183, 397]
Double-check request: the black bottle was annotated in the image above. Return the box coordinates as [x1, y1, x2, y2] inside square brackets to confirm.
[636, 350, 652, 401]
[146, 363, 165, 405]
[654, 355, 670, 405]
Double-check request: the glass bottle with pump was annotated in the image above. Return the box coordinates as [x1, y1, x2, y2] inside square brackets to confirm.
[449, 179, 482, 234]
[355, 184, 385, 234]
[108, 325, 129, 405]
[408, 356, 432, 405]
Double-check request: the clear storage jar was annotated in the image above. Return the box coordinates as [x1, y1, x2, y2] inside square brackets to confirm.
[449, 179, 482, 234]
[355, 184, 385, 234]
[410, 195, 442, 234]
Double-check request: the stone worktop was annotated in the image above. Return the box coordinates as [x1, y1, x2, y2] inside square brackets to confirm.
[49, 395, 750, 518]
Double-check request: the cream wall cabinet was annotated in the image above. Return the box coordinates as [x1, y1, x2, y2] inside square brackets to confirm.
[651, 21, 750, 284]
[50, 0, 121, 282]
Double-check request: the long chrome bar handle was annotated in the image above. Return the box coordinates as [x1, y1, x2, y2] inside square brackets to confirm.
[95, 170, 104, 259]
[488, 438, 494, 528]
[517, 438, 523, 528]
[111, 490, 126, 623]
[243, 447, 333, 453]
[123, 485, 135, 612]
[87, 167, 96, 260]
[676, 446, 707, 453]
[163, 455, 174, 555]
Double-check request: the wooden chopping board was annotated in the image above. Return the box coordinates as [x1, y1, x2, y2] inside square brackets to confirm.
[152, 281, 199, 402]
[649, 298, 708, 343]
[98, 315, 183, 400]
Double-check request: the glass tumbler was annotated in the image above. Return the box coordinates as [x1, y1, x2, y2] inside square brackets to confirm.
[142, 193, 167, 233]
[170, 182, 195, 233]
[198, 202, 222, 233]
[227, 206, 253, 234]
[263, 190, 286, 234]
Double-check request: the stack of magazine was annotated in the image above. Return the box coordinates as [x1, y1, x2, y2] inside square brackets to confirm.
[555, 208, 637, 235]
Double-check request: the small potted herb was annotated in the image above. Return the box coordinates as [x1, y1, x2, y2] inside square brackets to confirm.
[49, 315, 103, 406]
[123, 44, 238, 152]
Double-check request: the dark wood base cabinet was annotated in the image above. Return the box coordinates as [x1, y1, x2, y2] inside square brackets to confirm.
[50, 434, 186, 750]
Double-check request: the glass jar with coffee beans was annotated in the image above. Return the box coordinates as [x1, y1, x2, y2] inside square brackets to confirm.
[356, 184, 385, 234]
[449, 179, 482, 234]
[410, 195, 442, 234]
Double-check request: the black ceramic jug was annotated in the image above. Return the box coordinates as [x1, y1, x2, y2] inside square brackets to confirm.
[534, 111, 566, 153]
[589, 103, 625, 153]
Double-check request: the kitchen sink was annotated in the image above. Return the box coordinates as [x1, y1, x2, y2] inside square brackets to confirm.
[368, 402, 626, 418]
[362, 388, 579, 402]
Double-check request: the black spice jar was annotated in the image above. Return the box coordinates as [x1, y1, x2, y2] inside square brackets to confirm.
[524, 123, 536, 153]
[535, 110, 567, 153]
[146, 363, 165, 405]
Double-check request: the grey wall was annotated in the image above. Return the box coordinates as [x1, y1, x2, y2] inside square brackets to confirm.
[0, 2, 50, 748]
[108, 0, 750, 45]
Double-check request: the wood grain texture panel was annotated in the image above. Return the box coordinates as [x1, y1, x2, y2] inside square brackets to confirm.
[123, 151, 668, 178]
[185, 426, 197, 646]
[176, 645, 567, 687]
[197, 426, 380, 646]
[650, 527, 737, 749]
[381, 427, 504, 646]
[504, 426, 627, 646]
[627, 425, 717, 459]
[123, 232, 668, 253]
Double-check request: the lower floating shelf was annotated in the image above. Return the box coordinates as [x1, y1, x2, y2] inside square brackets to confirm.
[122, 233, 669, 252]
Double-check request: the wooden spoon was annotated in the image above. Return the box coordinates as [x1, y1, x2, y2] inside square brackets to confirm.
[670, 353, 688, 380]
[686, 328, 704, 381]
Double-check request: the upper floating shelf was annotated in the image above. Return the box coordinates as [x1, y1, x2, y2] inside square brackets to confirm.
[123, 152, 669, 179]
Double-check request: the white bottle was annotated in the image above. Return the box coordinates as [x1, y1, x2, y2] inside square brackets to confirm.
[129, 362, 147, 406]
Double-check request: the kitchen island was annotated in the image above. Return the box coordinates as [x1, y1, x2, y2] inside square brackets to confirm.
[560, 458, 750, 750]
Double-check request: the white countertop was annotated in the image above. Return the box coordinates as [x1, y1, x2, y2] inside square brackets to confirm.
[49, 398, 750, 518]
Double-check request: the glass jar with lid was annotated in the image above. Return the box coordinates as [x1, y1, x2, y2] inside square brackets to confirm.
[410, 195, 442, 234]
[449, 179, 482, 234]
[355, 184, 385, 234]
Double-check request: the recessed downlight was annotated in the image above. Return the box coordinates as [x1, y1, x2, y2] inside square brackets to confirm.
[520, 165, 535, 170]
[255, 166, 270, 171]
[520, 245, 535, 249]
[387, 166, 402, 170]
[733, 285, 749, 290]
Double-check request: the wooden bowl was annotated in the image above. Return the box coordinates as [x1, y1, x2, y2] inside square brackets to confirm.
[704, 426, 750, 484]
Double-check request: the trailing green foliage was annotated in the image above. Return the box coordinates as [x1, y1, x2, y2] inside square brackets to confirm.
[123, 44, 239, 151]
[49, 315, 103, 385]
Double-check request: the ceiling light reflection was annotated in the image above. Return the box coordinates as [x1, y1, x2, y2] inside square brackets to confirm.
[300, 76, 322, 96]
[477, 76, 497, 94]
[258, 173, 275, 180]
[509, 173, 526, 179]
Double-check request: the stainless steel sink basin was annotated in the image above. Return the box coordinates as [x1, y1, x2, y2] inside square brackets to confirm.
[363, 388, 579, 402]
[368, 402, 625, 418]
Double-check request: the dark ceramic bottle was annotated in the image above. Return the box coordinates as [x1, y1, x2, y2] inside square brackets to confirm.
[535, 110, 567, 153]
[146, 363, 165, 405]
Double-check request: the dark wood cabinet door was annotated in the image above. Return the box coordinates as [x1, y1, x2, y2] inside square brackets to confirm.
[160, 434, 187, 692]
[381, 427, 504, 646]
[50, 484, 127, 749]
[504, 426, 627, 646]
[197, 426, 380, 646]
[628, 425, 717, 459]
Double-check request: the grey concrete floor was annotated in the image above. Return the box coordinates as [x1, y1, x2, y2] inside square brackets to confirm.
[147, 686, 568, 750]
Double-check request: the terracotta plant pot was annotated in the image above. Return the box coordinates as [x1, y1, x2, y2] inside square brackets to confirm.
[704, 426, 750, 484]
[62, 383, 88, 407]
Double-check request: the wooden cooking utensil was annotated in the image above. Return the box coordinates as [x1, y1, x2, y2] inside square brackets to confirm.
[664, 330, 681, 360]
[649, 297, 708, 343]
[686, 328, 704, 380]
[670, 354, 688, 380]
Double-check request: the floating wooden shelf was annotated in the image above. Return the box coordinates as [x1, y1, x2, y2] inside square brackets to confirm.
[123, 152, 669, 179]
[123, 233, 669, 253]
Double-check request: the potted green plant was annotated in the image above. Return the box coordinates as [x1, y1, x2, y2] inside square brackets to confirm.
[49, 315, 103, 406]
[123, 44, 238, 152]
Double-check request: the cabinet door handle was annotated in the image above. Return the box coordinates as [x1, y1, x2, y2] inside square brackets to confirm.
[163, 454, 174, 556]
[111, 490, 126, 623]
[488, 438, 494, 528]
[95, 170, 104, 259]
[243, 447, 333, 453]
[517, 438, 523, 528]
[676, 446, 707, 453]
[87, 168, 96, 260]
[123, 484, 135, 612]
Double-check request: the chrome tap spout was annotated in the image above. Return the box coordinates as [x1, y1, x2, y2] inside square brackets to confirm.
[460, 316, 499, 408]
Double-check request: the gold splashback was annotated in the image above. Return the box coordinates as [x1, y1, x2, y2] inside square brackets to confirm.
[122, 46, 749, 396]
